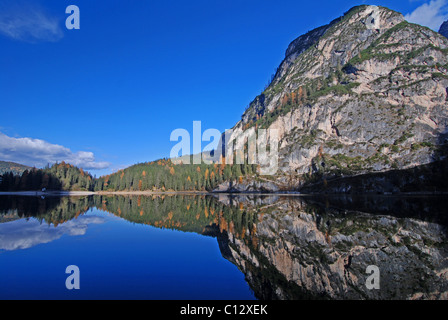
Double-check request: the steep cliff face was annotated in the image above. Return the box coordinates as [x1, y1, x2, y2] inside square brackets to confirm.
[224, 5, 448, 191]
[217, 195, 448, 300]
[440, 20, 448, 39]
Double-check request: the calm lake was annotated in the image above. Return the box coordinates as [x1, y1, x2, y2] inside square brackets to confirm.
[0, 194, 447, 300]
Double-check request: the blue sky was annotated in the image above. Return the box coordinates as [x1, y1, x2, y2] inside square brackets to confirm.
[0, 0, 447, 177]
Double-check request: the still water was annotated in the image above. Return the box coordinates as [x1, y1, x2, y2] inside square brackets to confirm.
[0, 194, 447, 300]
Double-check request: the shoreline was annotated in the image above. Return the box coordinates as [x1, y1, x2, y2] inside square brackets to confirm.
[0, 191, 96, 196]
[0, 190, 447, 197]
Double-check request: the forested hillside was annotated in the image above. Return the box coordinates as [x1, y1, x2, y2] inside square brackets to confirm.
[94, 159, 257, 192]
[0, 161, 94, 191]
[0, 159, 257, 192]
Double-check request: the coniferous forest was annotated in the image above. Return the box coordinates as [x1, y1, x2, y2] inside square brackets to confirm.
[0, 159, 258, 192]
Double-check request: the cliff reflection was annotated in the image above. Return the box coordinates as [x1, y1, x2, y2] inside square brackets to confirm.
[215, 195, 448, 300]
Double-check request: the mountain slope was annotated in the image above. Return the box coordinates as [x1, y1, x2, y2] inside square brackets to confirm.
[0, 161, 32, 176]
[0, 162, 94, 191]
[224, 5, 448, 191]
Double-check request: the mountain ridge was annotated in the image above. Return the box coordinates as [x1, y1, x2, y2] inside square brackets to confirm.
[0, 161, 32, 176]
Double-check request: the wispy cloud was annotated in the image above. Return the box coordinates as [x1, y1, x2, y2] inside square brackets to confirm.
[0, 132, 110, 170]
[405, 0, 448, 31]
[0, 0, 63, 42]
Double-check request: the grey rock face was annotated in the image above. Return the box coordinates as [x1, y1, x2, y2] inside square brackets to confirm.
[440, 20, 448, 38]
[227, 5, 448, 191]
[213, 179, 280, 193]
[217, 196, 448, 300]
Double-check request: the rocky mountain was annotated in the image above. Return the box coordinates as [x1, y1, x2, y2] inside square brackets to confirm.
[221, 5, 448, 193]
[440, 20, 448, 39]
[0, 161, 31, 176]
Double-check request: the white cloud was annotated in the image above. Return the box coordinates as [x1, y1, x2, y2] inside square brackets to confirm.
[0, 216, 105, 251]
[0, 1, 63, 42]
[405, 0, 448, 31]
[0, 132, 110, 170]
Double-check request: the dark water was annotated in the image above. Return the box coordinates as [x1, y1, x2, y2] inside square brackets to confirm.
[0, 194, 447, 300]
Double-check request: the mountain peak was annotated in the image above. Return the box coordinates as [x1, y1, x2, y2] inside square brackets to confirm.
[284, 5, 404, 59]
[440, 20, 448, 38]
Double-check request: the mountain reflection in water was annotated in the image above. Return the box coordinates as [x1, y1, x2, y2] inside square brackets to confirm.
[0, 194, 447, 300]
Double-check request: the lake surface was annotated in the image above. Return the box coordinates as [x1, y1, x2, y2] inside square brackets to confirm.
[0, 194, 447, 300]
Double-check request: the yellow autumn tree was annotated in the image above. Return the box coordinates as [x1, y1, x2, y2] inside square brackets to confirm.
[318, 144, 324, 157]
[281, 93, 289, 106]
[291, 92, 297, 104]
[298, 86, 303, 102]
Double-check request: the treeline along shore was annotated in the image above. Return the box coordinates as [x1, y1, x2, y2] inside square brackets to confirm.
[0, 160, 259, 193]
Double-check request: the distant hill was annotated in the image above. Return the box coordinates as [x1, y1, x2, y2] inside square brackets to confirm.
[0, 161, 95, 192]
[0, 161, 32, 176]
